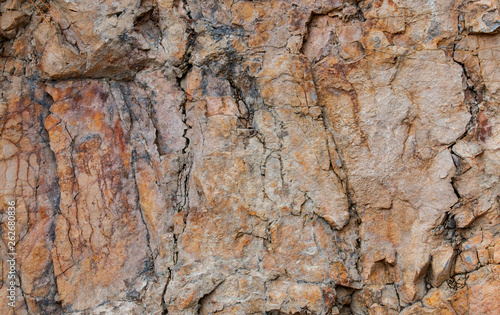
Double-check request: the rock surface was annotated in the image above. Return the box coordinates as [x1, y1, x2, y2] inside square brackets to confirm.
[0, 0, 499, 314]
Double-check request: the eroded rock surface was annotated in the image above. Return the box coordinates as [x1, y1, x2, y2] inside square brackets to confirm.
[1, 0, 499, 314]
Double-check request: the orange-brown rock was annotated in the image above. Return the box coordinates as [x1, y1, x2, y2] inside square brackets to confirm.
[1, 0, 500, 314]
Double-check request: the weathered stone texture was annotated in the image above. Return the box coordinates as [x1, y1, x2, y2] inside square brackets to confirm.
[1, 0, 500, 314]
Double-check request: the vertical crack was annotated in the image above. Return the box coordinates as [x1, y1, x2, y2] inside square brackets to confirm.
[319, 105, 358, 223]
[34, 88, 65, 314]
[115, 82, 156, 273]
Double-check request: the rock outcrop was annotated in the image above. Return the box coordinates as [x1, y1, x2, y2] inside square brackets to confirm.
[1, 0, 499, 314]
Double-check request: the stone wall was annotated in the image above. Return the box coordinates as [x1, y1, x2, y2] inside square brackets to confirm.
[0, 0, 499, 314]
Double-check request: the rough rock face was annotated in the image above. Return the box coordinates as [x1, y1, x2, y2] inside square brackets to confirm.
[1, 0, 500, 314]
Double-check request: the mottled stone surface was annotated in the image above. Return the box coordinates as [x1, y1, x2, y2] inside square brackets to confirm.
[0, 0, 499, 314]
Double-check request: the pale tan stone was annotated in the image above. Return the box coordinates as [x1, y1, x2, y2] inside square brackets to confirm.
[0, 10, 29, 38]
[2, 0, 500, 313]
[464, 0, 500, 34]
[430, 243, 455, 287]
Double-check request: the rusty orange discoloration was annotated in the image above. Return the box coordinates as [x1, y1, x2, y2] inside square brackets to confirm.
[44, 114, 60, 130]
[477, 111, 492, 142]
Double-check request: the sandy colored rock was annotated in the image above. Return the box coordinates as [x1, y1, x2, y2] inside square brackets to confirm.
[1, 0, 500, 314]
[464, 0, 500, 34]
[0, 10, 29, 38]
[430, 243, 455, 287]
